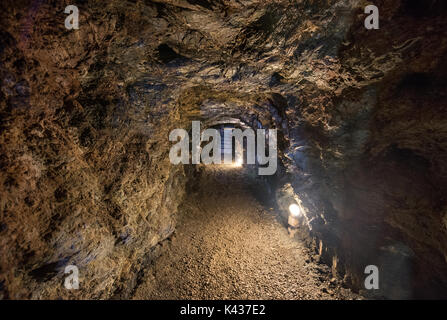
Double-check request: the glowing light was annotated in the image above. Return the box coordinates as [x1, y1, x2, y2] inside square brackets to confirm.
[289, 203, 301, 217]
[234, 158, 243, 167]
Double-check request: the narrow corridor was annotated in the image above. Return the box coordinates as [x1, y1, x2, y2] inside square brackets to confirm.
[133, 166, 359, 300]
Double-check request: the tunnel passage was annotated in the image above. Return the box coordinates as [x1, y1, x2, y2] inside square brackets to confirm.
[1, 0, 447, 300]
[132, 164, 360, 300]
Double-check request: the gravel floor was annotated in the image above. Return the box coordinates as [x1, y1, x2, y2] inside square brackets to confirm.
[133, 166, 360, 300]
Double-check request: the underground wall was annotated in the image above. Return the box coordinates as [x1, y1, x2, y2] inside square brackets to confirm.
[0, 0, 446, 299]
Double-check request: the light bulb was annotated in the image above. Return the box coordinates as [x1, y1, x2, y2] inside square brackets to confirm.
[289, 203, 301, 217]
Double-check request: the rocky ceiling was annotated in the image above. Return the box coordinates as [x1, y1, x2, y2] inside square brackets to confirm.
[0, 0, 447, 299]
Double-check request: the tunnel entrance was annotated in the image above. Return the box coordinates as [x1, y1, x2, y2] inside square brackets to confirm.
[201, 120, 277, 176]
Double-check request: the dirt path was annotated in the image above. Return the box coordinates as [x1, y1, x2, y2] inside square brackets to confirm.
[133, 166, 359, 300]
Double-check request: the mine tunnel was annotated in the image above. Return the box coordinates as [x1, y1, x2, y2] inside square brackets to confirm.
[0, 0, 447, 301]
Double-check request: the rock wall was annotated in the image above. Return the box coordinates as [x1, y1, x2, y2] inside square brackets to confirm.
[0, 0, 192, 299]
[278, 0, 447, 299]
[0, 0, 446, 299]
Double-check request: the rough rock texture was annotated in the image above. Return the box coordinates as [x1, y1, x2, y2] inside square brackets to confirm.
[277, 0, 447, 299]
[0, 0, 446, 299]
